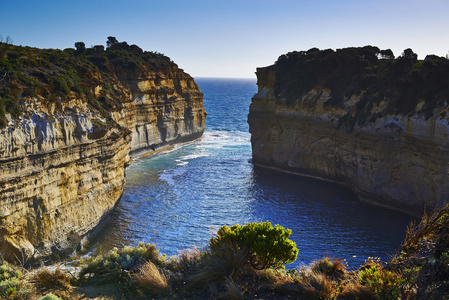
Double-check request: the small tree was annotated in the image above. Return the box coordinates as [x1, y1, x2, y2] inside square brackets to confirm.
[74, 42, 85, 55]
[0, 35, 13, 58]
[400, 48, 418, 62]
[210, 221, 298, 269]
[106, 36, 118, 48]
[380, 49, 395, 59]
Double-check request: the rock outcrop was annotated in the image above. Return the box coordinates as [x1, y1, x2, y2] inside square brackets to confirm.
[248, 47, 449, 214]
[0, 41, 206, 261]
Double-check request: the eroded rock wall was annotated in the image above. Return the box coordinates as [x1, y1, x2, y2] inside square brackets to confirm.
[114, 68, 206, 155]
[0, 98, 130, 261]
[248, 66, 449, 214]
[0, 66, 205, 261]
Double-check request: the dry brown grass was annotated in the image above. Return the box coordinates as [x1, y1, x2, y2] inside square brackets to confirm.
[188, 243, 248, 287]
[272, 270, 338, 299]
[176, 247, 202, 271]
[296, 271, 338, 299]
[337, 279, 377, 300]
[401, 205, 449, 254]
[222, 277, 244, 300]
[310, 257, 347, 278]
[33, 266, 74, 289]
[131, 261, 171, 295]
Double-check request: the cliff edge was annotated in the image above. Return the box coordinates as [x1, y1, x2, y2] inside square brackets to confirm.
[248, 46, 449, 214]
[0, 39, 206, 261]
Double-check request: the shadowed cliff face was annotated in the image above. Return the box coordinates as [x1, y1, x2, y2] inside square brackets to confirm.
[0, 42, 206, 261]
[248, 48, 449, 215]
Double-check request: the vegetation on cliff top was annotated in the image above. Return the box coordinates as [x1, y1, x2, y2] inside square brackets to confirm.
[2, 210, 449, 299]
[274, 46, 449, 128]
[0, 36, 178, 127]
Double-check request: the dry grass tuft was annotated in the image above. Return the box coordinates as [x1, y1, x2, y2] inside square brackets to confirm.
[338, 280, 377, 300]
[132, 261, 171, 295]
[176, 247, 202, 271]
[273, 270, 337, 299]
[311, 257, 346, 278]
[295, 271, 337, 299]
[188, 243, 248, 287]
[222, 277, 244, 300]
[33, 266, 74, 289]
[401, 205, 449, 254]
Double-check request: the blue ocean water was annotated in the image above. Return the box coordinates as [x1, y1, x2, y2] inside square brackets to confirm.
[88, 77, 415, 269]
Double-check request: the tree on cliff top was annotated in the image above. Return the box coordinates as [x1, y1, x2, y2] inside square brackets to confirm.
[106, 36, 119, 48]
[380, 49, 394, 59]
[74, 42, 86, 55]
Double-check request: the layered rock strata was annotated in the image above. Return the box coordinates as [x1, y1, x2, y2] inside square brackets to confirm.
[0, 43, 206, 261]
[117, 69, 206, 155]
[249, 55, 449, 215]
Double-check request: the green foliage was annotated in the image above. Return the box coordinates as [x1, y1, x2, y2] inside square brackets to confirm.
[274, 46, 449, 128]
[79, 243, 161, 281]
[106, 36, 119, 48]
[0, 37, 177, 126]
[0, 100, 5, 127]
[37, 292, 62, 300]
[54, 75, 70, 95]
[358, 263, 404, 300]
[74, 41, 86, 55]
[1, 96, 21, 118]
[0, 262, 32, 299]
[210, 221, 298, 270]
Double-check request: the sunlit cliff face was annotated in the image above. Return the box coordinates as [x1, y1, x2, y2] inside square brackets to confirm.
[0, 43, 206, 261]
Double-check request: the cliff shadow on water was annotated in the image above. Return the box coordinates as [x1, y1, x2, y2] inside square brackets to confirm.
[247, 165, 417, 268]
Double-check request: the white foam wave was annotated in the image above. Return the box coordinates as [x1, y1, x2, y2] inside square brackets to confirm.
[200, 130, 250, 149]
[159, 167, 187, 186]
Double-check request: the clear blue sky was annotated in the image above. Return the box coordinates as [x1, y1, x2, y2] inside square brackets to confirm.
[1, 0, 448, 78]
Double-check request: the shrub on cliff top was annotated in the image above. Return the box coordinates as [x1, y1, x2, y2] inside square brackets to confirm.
[210, 221, 298, 270]
[0, 37, 177, 123]
[78, 242, 161, 282]
[273, 46, 449, 128]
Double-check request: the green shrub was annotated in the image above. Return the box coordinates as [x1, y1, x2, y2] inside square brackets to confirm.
[38, 292, 62, 300]
[54, 75, 70, 95]
[0, 100, 5, 127]
[0, 262, 32, 299]
[79, 243, 161, 281]
[1, 96, 21, 118]
[358, 264, 404, 300]
[210, 221, 298, 270]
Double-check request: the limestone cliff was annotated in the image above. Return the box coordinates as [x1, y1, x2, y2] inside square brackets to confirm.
[248, 47, 449, 214]
[0, 40, 206, 261]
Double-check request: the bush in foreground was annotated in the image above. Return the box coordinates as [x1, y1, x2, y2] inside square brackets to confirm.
[78, 242, 161, 282]
[210, 221, 299, 270]
[8, 213, 449, 298]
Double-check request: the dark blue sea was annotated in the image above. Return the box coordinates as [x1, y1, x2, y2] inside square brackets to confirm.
[89, 77, 415, 269]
